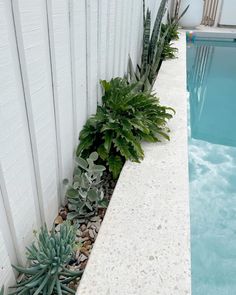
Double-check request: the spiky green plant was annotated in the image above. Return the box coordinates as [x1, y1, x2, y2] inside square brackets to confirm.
[11, 222, 82, 295]
[77, 78, 174, 179]
[66, 152, 107, 220]
[127, 0, 168, 91]
[0, 286, 4, 295]
[160, 1, 189, 62]
[128, 0, 189, 91]
[161, 39, 178, 60]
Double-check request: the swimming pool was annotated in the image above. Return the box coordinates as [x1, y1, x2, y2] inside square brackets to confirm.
[187, 35, 236, 294]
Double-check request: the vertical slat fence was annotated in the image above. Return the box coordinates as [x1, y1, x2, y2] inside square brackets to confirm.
[0, 0, 156, 289]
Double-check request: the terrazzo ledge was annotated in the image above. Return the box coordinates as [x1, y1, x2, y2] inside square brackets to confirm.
[76, 31, 191, 295]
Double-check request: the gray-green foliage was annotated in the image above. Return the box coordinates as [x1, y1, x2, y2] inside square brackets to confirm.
[66, 152, 107, 220]
[128, 0, 168, 91]
[0, 286, 4, 295]
[11, 222, 81, 295]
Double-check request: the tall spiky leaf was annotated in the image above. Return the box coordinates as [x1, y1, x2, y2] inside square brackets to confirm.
[149, 0, 168, 64]
[141, 8, 151, 75]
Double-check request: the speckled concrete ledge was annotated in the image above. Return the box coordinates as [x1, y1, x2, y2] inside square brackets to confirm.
[76, 32, 191, 295]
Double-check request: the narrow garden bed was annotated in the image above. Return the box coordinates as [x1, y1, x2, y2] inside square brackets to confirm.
[3, 1, 190, 294]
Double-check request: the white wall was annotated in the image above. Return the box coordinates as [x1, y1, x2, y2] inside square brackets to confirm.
[0, 0, 156, 288]
[219, 0, 236, 26]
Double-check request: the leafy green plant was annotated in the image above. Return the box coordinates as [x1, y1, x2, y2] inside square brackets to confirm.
[160, 1, 189, 62]
[66, 152, 107, 220]
[77, 78, 174, 179]
[128, 0, 189, 91]
[0, 286, 4, 295]
[11, 222, 81, 295]
[161, 38, 178, 60]
[128, 0, 168, 91]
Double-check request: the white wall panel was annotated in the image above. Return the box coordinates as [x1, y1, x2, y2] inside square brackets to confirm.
[113, 0, 123, 77]
[0, 0, 41, 263]
[106, 0, 116, 79]
[48, 0, 74, 195]
[71, 0, 88, 134]
[98, 0, 109, 81]
[0, 230, 15, 289]
[13, 0, 59, 226]
[0, 0, 159, 287]
[86, 0, 98, 116]
[97, 0, 109, 103]
[122, 0, 130, 75]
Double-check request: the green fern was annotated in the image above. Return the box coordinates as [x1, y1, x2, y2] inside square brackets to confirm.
[77, 78, 174, 179]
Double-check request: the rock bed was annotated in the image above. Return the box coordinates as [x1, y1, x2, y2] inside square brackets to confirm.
[54, 172, 118, 290]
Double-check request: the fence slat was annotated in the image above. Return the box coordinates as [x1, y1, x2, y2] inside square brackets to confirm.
[71, 0, 88, 134]
[0, 229, 15, 288]
[0, 0, 41, 263]
[47, 0, 74, 197]
[12, 0, 60, 226]
[0, 0, 160, 287]
[86, 0, 98, 116]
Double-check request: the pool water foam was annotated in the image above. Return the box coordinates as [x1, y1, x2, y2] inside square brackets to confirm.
[187, 38, 236, 295]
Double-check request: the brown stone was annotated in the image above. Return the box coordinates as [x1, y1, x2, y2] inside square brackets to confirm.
[54, 215, 63, 225]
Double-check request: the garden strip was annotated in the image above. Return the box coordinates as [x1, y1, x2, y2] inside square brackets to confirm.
[76, 31, 191, 295]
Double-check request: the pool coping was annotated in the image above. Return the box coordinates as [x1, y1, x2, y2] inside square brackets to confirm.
[76, 31, 191, 295]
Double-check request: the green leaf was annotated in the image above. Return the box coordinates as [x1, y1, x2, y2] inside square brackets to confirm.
[67, 212, 79, 220]
[76, 134, 95, 156]
[108, 155, 124, 179]
[66, 187, 78, 198]
[103, 131, 113, 152]
[87, 189, 98, 202]
[85, 202, 93, 211]
[89, 152, 98, 161]
[98, 199, 109, 208]
[93, 165, 106, 172]
[76, 157, 88, 170]
[97, 145, 109, 160]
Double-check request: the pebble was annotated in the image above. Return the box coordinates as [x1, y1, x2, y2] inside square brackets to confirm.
[79, 254, 88, 262]
[90, 216, 101, 222]
[76, 229, 82, 237]
[54, 215, 63, 225]
[55, 171, 117, 291]
[89, 229, 95, 239]
[80, 224, 87, 232]
[87, 222, 93, 228]
[80, 247, 89, 257]
[55, 224, 61, 232]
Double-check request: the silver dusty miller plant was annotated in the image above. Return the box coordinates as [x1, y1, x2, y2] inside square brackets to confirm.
[66, 152, 107, 220]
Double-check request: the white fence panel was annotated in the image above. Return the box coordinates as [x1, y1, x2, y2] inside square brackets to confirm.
[0, 0, 160, 287]
[12, 0, 60, 226]
[106, 0, 116, 79]
[48, 0, 75, 192]
[0, 0, 41, 265]
[71, 0, 88, 135]
[0, 230, 15, 289]
[86, 0, 99, 116]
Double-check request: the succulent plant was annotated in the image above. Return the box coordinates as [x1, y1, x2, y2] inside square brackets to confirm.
[66, 152, 107, 220]
[10, 221, 81, 294]
[127, 0, 168, 91]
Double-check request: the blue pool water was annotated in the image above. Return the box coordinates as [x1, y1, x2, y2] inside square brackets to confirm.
[187, 37, 236, 295]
